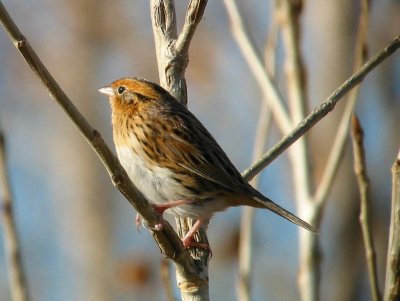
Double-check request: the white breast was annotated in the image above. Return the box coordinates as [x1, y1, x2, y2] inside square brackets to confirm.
[116, 145, 181, 205]
[115, 142, 229, 219]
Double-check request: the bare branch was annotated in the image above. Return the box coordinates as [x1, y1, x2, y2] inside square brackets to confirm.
[278, 1, 318, 298]
[242, 34, 400, 182]
[237, 6, 276, 299]
[238, 100, 272, 301]
[280, 0, 308, 122]
[0, 132, 30, 301]
[279, 0, 312, 196]
[175, 0, 208, 54]
[0, 0, 207, 290]
[314, 0, 371, 208]
[151, 0, 207, 106]
[222, 0, 292, 133]
[351, 115, 381, 301]
[384, 151, 400, 301]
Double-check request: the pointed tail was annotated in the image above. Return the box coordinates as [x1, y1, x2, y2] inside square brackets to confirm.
[252, 193, 318, 233]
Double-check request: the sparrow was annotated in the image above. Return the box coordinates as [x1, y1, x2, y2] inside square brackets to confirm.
[99, 77, 317, 248]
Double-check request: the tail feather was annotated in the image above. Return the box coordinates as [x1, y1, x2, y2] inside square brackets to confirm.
[252, 195, 318, 233]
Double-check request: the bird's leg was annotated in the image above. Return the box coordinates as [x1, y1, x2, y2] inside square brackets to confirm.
[138, 199, 196, 231]
[182, 218, 210, 250]
[152, 199, 195, 215]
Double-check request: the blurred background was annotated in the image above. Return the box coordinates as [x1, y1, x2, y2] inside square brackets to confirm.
[0, 0, 399, 300]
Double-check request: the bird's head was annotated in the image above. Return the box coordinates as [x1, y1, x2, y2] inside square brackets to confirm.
[98, 77, 168, 112]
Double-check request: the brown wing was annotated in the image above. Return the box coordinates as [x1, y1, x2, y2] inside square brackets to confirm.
[151, 98, 248, 192]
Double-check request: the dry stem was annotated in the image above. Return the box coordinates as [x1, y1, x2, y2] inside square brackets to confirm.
[237, 100, 272, 301]
[278, 1, 318, 299]
[314, 0, 371, 210]
[242, 34, 400, 182]
[237, 4, 276, 298]
[384, 151, 400, 301]
[222, 0, 292, 133]
[351, 115, 381, 301]
[0, 132, 30, 301]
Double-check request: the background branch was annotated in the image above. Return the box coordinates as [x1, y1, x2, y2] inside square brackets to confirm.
[160, 259, 175, 301]
[384, 150, 400, 301]
[275, 1, 319, 298]
[237, 4, 276, 299]
[351, 115, 381, 301]
[314, 0, 370, 208]
[222, 0, 292, 133]
[242, 34, 400, 182]
[238, 89, 272, 301]
[0, 131, 29, 301]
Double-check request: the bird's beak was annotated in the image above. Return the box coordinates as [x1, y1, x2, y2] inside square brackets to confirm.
[98, 86, 114, 97]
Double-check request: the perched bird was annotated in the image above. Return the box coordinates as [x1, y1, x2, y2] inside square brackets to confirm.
[99, 77, 317, 248]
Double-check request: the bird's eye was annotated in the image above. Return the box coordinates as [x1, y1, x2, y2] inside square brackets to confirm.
[117, 86, 126, 94]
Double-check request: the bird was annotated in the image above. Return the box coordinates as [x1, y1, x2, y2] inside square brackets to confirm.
[99, 77, 317, 248]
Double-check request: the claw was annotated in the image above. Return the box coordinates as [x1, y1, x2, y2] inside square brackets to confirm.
[181, 218, 211, 251]
[135, 213, 142, 232]
[148, 200, 195, 231]
[137, 200, 198, 235]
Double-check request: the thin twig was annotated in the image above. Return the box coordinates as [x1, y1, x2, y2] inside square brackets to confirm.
[279, 1, 317, 299]
[263, 1, 279, 73]
[242, 34, 400, 183]
[237, 5, 276, 298]
[314, 0, 371, 210]
[384, 150, 400, 301]
[279, 0, 308, 122]
[350, 115, 381, 301]
[222, 0, 292, 134]
[0, 131, 30, 301]
[175, 0, 207, 54]
[237, 206, 254, 301]
[0, 0, 205, 288]
[238, 101, 271, 301]
[279, 0, 312, 196]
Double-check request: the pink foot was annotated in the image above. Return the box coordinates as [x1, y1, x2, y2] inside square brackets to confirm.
[182, 218, 211, 251]
[136, 214, 141, 231]
[135, 212, 163, 231]
[150, 199, 195, 231]
[137, 200, 197, 233]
